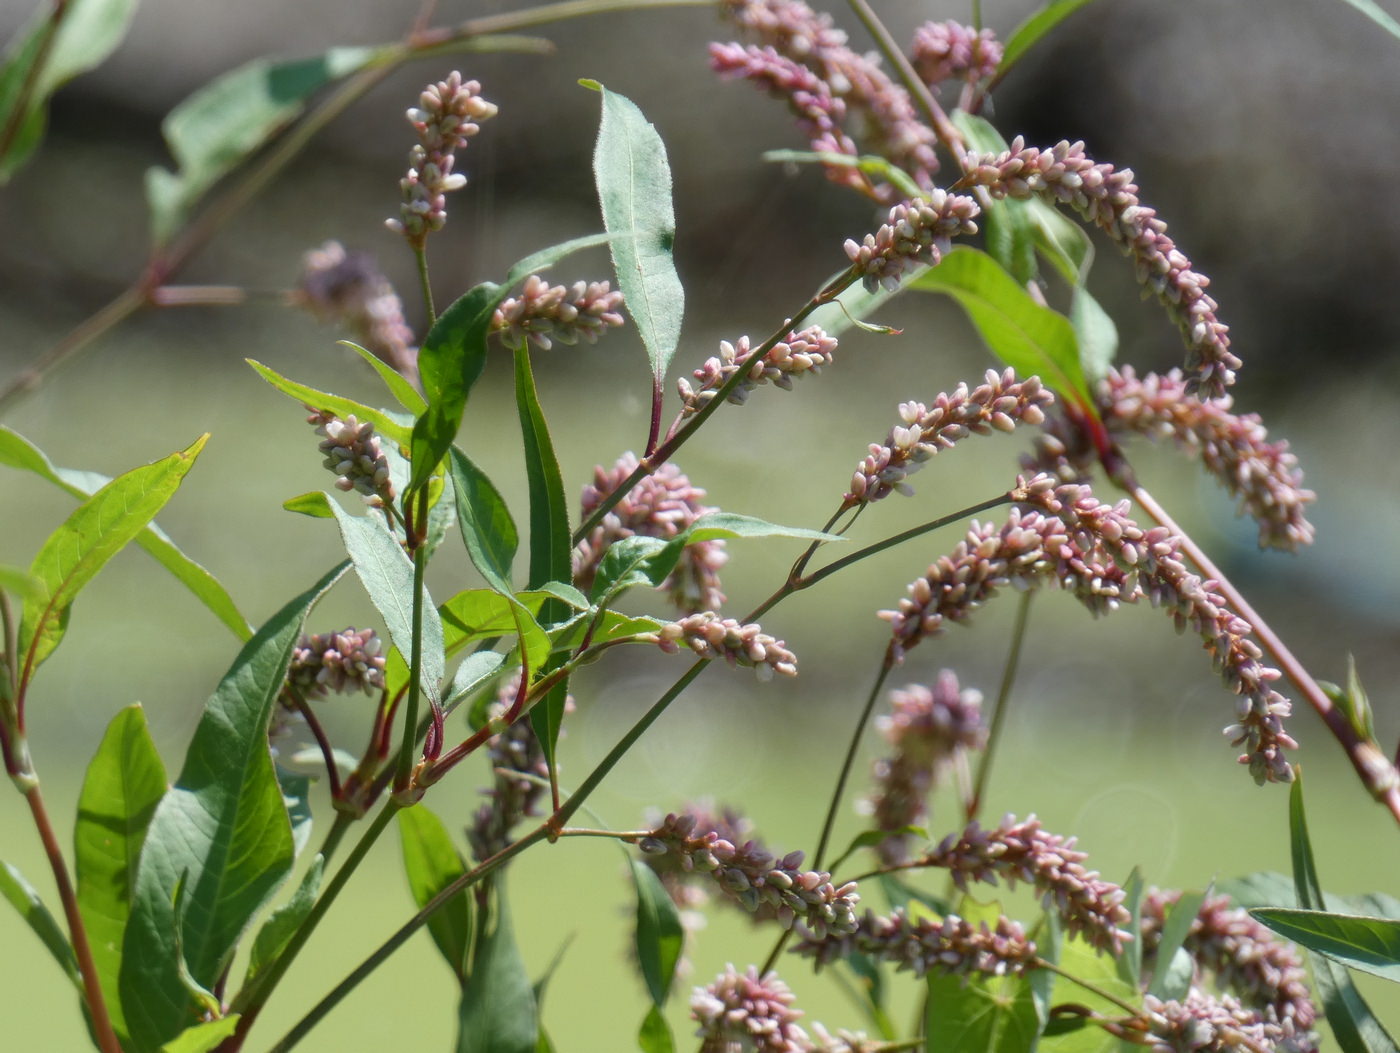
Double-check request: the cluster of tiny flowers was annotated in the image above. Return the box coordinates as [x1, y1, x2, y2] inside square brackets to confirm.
[963, 139, 1239, 396]
[917, 813, 1131, 954]
[574, 453, 727, 612]
[865, 672, 986, 865]
[844, 190, 982, 292]
[847, 369, 1051, 502]
[307, 409, 396, 507]
[282, 628, 386, 704]
[718, 0, 940, 197]
[293, 240, 418, 382]
[649, 613, 798, 681]
[678, 326, 837, 416]
[1141, 890, 1317, 1050]
[1017, 476, 1297, 783]
[643, 801, 756, 915]
[639, 813, 859, 939]
[795, 907, 1037, 979]
[386, 72, 496, 245]
[1139, 990, 1284, 1053]
[910, 20, 1002, 86]
[692, 966, 809, 1053]
[467, 677, 575, 862]
[490, 274, 626, 351]
[1098, 367, 1315, 551]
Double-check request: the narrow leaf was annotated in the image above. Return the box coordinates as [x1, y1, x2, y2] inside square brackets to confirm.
[588, 80, 684, 379]
[686, 511, 843, 543]
[0, 0, 138, 181]
[1116, 867, 1144, 990]
[328, 501, 444, 705]
[997, 0, 1101, 78]
[282, 492, 335, 518]
[1253, 908, 1400, 983]
[1289, 774, 1399, 1053]
[1146, 887, 1206, 1000]
[19, 435, 208, 681]
[450, 447, 518, 594]
[341, 340, 427, 414]
[243, 856, 323, 985]
[120, 562, 348, 1052]
[458, 885, 537, 1053]
[631, 860, 684, 1006]
[1337, 0, 1400, 40]
[158, 1015, 241, 1053]
[0, 859, 80, 985]
[0, 426, 249, 640]
[399, 806, 473, 980]
[638, 1004, 676, 1053]
[0, 563, 43, 600]
[146, 47, 377, 244]
[75, 705, 168, 1043]
[910, 246, 1095, 410]
[247, 359, 412, 447]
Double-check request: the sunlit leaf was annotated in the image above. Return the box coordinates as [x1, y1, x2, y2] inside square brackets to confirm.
[0, 860, 79, 986]
[341, 340, 426, 414]
[450, 447, 517, 595]
[121, 562, 348, 1052]
[1146, 887, 1206, 1001]
[247, 359, 412, 447]
[638, 1004, 675, 1053]
[1252, 908, 1400, 983]
[587, 80, 684, 380]
[158, 1015, 241, 1053]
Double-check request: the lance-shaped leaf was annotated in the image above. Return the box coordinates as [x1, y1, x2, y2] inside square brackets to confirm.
[0, 859, 79, 986]
[458, 884, 537, 1053]
[910, 246, 1095, 412]
[18, 435, 208, 684]
[1289, 774, 1399, 1053]
[145, 46, 377, 244]
[247, 359, 412, 447]
[1252, 908, 1400, 984]
[587, 80, 684, 380]
[450, 447, 517, 595]
[631, 859, 683, 1006]
[407, 233, 615, 498]
[0, 426, 249, 640]
[75, 705, 168, 1044]
[399, 805, 473, 981]
[1146, 887, 1207, 1002]
[638, 1005, 675, 1053]
[243, 856, 323, 987]
[329, 501, 444, 706]
[996, 0, 1101, 81]
[341, 340, 427, 414]
[0, 0, 138, 181]
[120, 561, 348, 1052]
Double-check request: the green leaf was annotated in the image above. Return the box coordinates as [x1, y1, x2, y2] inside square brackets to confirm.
[1146, 887, 1206, 1000]
[450, 447, 518, 594]
[458, 885, 538, 1053]
[0, 426, 249, 640]
[1115, 867, 1144, 990]
[761, 147, 926, 200]
[997, 0, 1101, 79]
[827, 826, 927, 873]
[18, 435, 208, 682]
[1042, 932, 1138, 1053]
[549, 610, 664, 654]
[1320, 656, 1376, 741]
[0, 563, 43, 600]
[686, 511, 844, 544]
[282, 491, 335, 518]
[243, 855, 322, 987]
[341, 340, 427, 414]
[0, 0, 138, 181]
[1068, 286, 1117, 385]
[399, 806, 473, 981]
[158, 1015, 241, 1053]
[1336, 0, 1400, 40]
[0, 859, 80, 986]
[247, 359, 412, 447]
[1253, 908, 1400, 983]
[75, 705, 168, 1044]
[145, 47, 377, 244]
[983, 193, 1038, 287]
[638, 1004, 675, 1053]
[328, 501, 444, 705]
[631, 860, 684, 1006]
[805, 263, 923, 339]
[1289, 774, 1399, 1053]
[120, 562, 349, 1053]
[926, 900, 1043, 1053]
[444, 651, 508, 712]
[910, 246, 1095, 411]
[588, 80, 684, 380]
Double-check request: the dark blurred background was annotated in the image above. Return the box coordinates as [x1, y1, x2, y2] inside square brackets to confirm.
[2, 0, 1399, 1048]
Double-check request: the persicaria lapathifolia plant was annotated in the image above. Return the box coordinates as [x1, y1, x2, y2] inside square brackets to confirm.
[3, 0, 1400, 1051]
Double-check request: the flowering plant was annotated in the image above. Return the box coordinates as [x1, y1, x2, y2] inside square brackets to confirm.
[2, 0, 1400, 1051]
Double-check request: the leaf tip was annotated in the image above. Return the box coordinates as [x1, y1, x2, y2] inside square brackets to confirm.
[578, 78, 602, 92]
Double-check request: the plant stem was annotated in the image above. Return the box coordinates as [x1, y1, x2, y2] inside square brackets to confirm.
[394, 505, 430, 795]
[221, 801, 401, 1051]
[413, 244, 436, 325]
[24, 783, 123, 1053]
[814, 661, 893, 871]
[1130, 483, 1400, 824]
[963, 589, 1032, 823]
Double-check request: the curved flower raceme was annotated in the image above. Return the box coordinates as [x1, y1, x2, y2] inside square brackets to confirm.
[1141, 890, 1317, 1051]
[795, 907, 1037, 979]
[963, 139, 1239, 397]
[491, 274, 625, 351]
[307, 409, 396, 508]
[648, 613, 798, 681]
[847, 369, 1052, 503]
[281, 628, 385, 705]
[678, 326, 837, 417]
[574, 453, 727, 613]
[843, 191, 981, 292]
[640, 812, 859, 939]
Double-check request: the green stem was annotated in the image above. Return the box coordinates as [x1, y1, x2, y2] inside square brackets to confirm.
[962, 589, 1032, 824]
[814, 661, 893, 871]
[315, 811, 354, 866]
[394, 505, 430, 795]
[413, 244, 437, 325]
[222, 801, 402, 1052]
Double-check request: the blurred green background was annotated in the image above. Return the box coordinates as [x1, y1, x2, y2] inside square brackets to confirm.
[3, 0, 1400, 1048]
